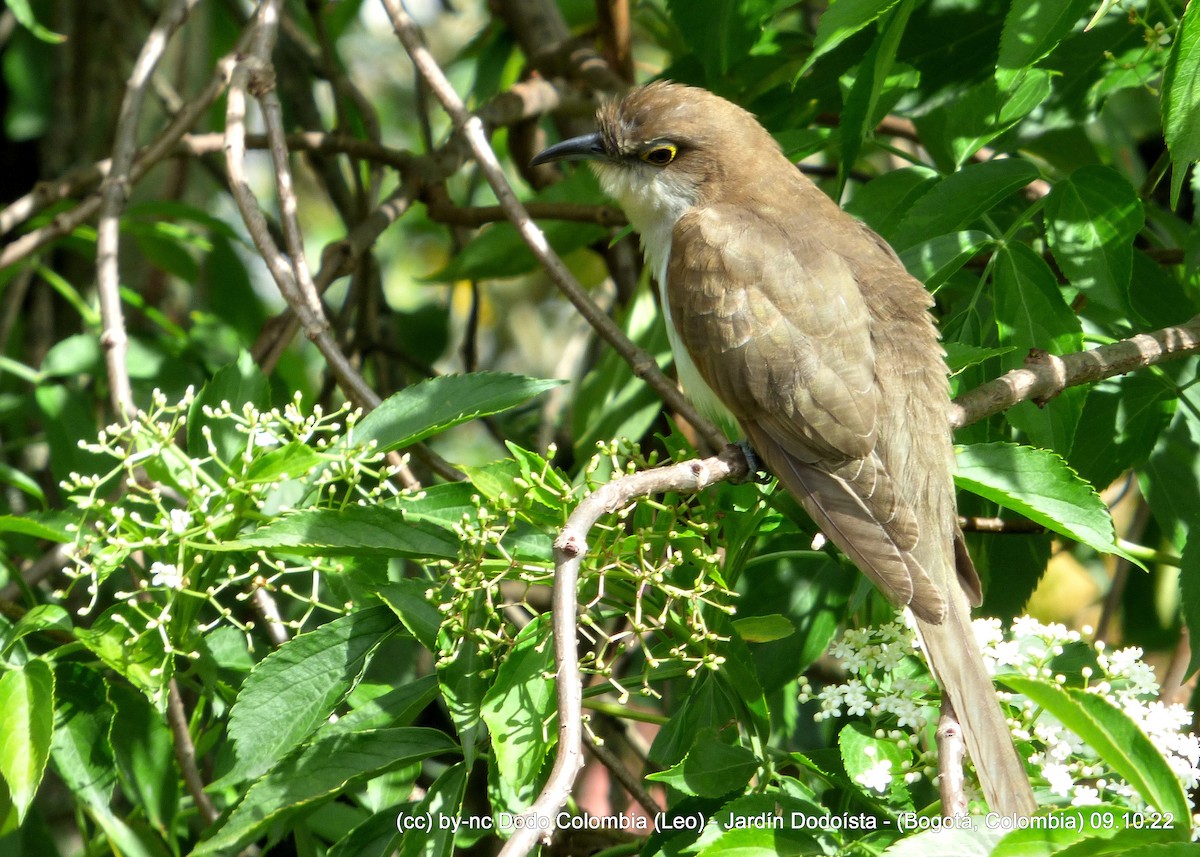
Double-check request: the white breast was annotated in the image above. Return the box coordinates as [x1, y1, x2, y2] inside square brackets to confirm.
[592, 161, 740, 440]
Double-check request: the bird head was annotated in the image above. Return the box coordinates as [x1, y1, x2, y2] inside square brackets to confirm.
[531, 82, 784, 234]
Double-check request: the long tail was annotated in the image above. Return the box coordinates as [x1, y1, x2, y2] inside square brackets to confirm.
[745, 424, 1036, 815]
[915, 584, 1036, 816]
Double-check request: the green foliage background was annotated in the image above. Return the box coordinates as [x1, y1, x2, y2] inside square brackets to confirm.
[2, 0, 1200, 854]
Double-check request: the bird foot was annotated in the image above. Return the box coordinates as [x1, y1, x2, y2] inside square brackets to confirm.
[731, 440, 771, 484]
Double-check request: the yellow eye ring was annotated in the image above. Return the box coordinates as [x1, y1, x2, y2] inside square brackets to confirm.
[640, 144, 677, 166]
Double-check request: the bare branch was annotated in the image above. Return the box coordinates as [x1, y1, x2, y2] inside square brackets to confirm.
[96, 0, 201, 420]
[497, 446, 747, 857]
[950, 315, 1200, 429]
[379, 0, 724, 452]
[936, 699, 968, 817]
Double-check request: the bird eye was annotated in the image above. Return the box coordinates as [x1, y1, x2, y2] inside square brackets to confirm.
[640, 144, 677, 166]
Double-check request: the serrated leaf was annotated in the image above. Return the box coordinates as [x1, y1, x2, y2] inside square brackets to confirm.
[396, 762, 468, 857]
[0, 514, 71, 542]
[480, 617, 555, 811]
[996, 0, 1094, 89]
[353, 373, 562, 453]
[838, 3, 917, 192]
[108, 683, 177, 834]
[839, 722, 911, 809]
[993, 243, 1085, 453]
[1181, 529, 1200, 679]
[1045, 166, 1144, 303]
[220, 505, 460, 559]
[891, 159, 1040, 250]
[926, 73, 1051, 168]
[1000, 677, 1191, 824]
[1069, 373, 1176, 491]
[187, 352, 270, 466]
[223, 606, 400, 784]
[802, 0, 903, 73]
[845, 166, 939, 242]
[377, 579, 442, 652]
[647, 734, 758, 797]
[955, 443, 1124, 560]
[899, 230, 993, 290]
[731, 614, 795, 643]
[1162, 0, 1200, 208]
[0, 660, 54, 822]
[194, 728, 459, 856]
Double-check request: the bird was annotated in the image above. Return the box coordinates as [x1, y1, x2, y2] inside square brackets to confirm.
[531, 81, 1035, 816]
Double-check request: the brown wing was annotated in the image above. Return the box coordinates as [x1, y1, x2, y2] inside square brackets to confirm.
[667, 204, 945, 620]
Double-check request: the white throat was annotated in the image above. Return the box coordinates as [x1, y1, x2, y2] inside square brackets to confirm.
[592, 162, 739, 438]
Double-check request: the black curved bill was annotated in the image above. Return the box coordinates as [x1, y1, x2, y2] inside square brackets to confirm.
[530, 132, 606, 167]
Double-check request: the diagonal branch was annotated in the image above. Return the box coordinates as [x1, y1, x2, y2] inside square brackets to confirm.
[378, 0, 725, 452]
[949, 314, 1200, 429]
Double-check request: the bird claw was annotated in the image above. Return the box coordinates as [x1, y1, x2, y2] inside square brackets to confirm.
[732, 440, 771, 484]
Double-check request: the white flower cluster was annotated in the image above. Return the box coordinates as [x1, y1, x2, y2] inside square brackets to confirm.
[800, 615, 1200, 811]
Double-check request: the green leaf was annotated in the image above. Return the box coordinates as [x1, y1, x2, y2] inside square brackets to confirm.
[1140, 377, 1200, 550]
[1000, 677, 1191, 824]
[647, 733, 759, 797]
[919, 72, 1053, 169]
[1, 605, 71, 657]
[49, 664, 116, 811]
[6, 0, 66, 43]
[1162, 0, 1200, 208]
[187, 352, 270, 466]
[955, 443, 1122, 559]
[898, 230, 993, 291]
[324, 676, 438, 736]
[992, 811, 1187, 856]
[1181, 529, 1200, 679]
[880, 825, 1004, 855]
[667, 0, 776, 83]
[943, 342, 1016, 376]
[194, 728, 459, 856]
[838, 1, 916, 192]
[1045, 166, 1144, 304]
[108, 683, 177, 835]
[993, 243, 1085, 453]
[396, 762, 468, 857]
[377, 579, 442, 651]
[838, 722, 911, 809]
[353, 372, 562, 453]
[802, 0, 903, 73]
[429, 168, 609, 281]
[244, 441, 323, 483]
[0, 513, 71, 543]
[996, 0, 1093, 90]
[223, 606, 400, 784]
[437, 592, 491, 767]
[731, 614, 795, 643]
[480, 617, 555, 811]
[845, 166, 939, 243]
[221, 505, 461, 559]
[1069, 372, 1176, 492]
[891, 159, 1041, 251]
[0, 660, 54, 822]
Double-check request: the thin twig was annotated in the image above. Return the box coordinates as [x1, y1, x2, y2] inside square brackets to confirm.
[496, 447, 747, 857]
[96, 0, 201, 420]
[950, 315, 1200, 429]
[936, 699, 968, 816]
[167, 678, 219, 824]
[585, 732, 662, 818]
[379, 0, 724, 455]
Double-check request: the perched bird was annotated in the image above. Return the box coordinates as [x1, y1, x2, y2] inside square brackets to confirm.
[532, 81, 1035, 816]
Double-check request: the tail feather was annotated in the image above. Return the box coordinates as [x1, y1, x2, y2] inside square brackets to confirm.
[742, 423, 1035, 816]
[915, 587, 1036, 816]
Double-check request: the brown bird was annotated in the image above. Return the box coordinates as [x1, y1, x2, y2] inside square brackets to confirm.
[532, 81, 1035, 816]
